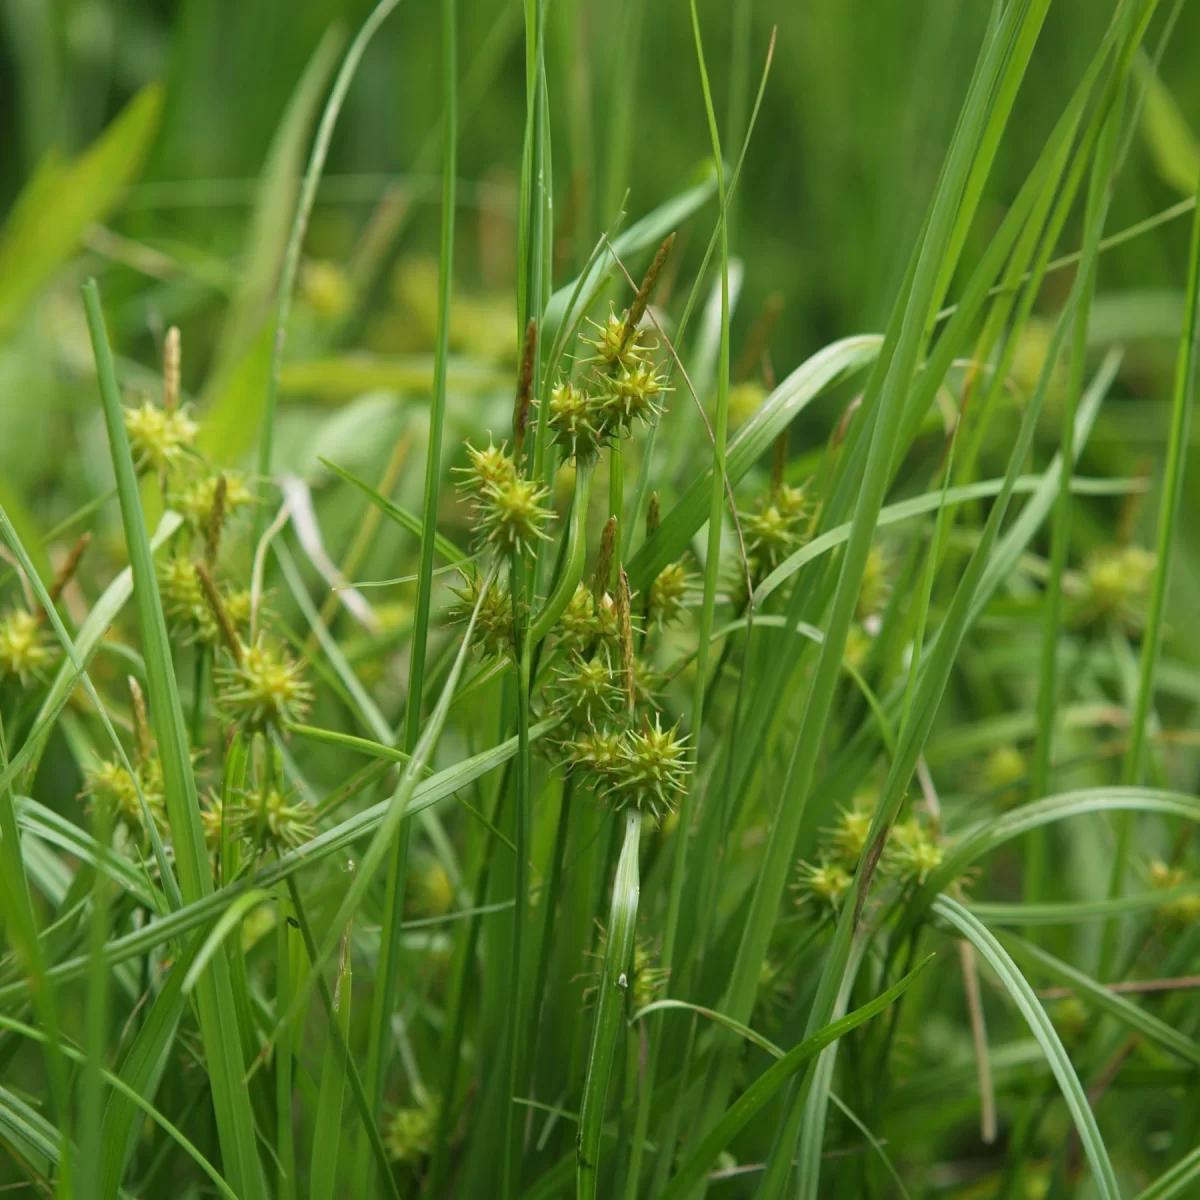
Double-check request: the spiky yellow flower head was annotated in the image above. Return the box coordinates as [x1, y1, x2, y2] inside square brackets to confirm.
[980, 745, 1026, 809]
[233, 785, 315, 851]
[175, 471, 254, 531]
[580, 306, 648, 371]
[548, 380, 601, 462]
[740, 485, 811, 578]
[446, 569, 513, 659]
[826, 804, 873, 867]
[123, 400, 197, 476]
[795, 859, 852, 908]
[595, 362, 670, 431]
[553, 654, 620, 725]
[215, 637, 313, 733]
[556, 582, 597, 650]
[1150, 861, 1200, 927]
[609, 719, 690, 820]
[648, 562, 690, 628]
[480, 474, 554, 556]
[458, 438, 517, 493]
[563, 727, 625, 778]
[729, 381, 767, 429]
[1076, 544, 1156, 632]
[884, 817, 943, 885]
[85, 758, 166, 839]
[385, 1094, 440, 1164]
[0, 609, 56, 685]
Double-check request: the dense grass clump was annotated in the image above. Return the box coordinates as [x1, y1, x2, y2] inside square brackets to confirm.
[1, 0, 1200, 1196]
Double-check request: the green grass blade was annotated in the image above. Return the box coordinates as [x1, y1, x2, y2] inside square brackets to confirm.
[658, 956, 934, 1200]
[320, 457, 467, 564]
[1134, 1142, 1200, 1200]
[932, 896, 1119, 1199]
[82, 278, 266, 1200]
[98, 934, 206, 1198]
[254, 0, 405, 541]
[310, 929, 353, 1200]
[999, 931, 1200, 1067]
[577, 810, 640, 1200]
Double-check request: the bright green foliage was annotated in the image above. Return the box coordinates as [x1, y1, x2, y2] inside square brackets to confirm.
[1, 2, 1200, 1198]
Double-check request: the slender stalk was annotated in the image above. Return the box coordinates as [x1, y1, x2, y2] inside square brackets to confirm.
[358, 0, 455, 1185]
[1106, 154, 1200, 963]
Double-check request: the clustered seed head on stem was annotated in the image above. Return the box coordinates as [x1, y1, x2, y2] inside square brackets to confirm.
[455, 438, 552, 558]
[214, 635, 314, 733]
[0, 608, 57, 684]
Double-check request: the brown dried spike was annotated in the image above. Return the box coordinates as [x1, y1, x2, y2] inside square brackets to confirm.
[646, 492, 661, 538]
[594, 516, 617, 601]
[163, 326, 181, 413]
[129, 676, 152, 766]
[195, 560, 243, 663]
[622, 232, 676, 350]
[45, 531, 92, 613]
[205, 474, 228, 567]
[616, 567, 635, 714]
[513, 318, 538, 461]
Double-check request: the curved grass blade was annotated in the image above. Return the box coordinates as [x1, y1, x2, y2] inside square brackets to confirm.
[0, 718, 560, 1006]
[932, 896, 1119, 1199]
[98, 934, 205, 1198]
[1134, 1141, 1200, 1200]
[254, 0, 406, 538]
[658, 955, 934, 1200]
[999, 930, 1200, 1067]
[83, 278, 266, 1199]
[310, 928, 353, 1200]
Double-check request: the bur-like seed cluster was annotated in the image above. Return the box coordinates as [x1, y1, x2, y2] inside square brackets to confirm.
[455, 439, 552, 557]
[159, 555, 251, 646]
[85, 757, 166, 840]
[884, 817, 944, 885]
[647, 561, 691, 628]
[980, 744, 1026, 809]
[446, 569, 514, 660]
[124, 399, 198, 476]
[214, 637, 314, 733]
[0, 608, 57, 684]
[1075, 543, 1156, 632]
[857, 543, 893, 620]
[546, 305, 671, 463]
[794, 859, 853, 909]
[564, 717, 689, 820]
[174, 470, 254, 532]
[232, 785, 316, 851]
[386, 1094, 441, 1164]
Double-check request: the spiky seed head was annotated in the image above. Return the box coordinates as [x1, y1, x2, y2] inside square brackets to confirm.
[648, 561, 690, 628]
[741, 500, 801, 571]
[175, 471, 254, 530]
[1077, 544, 1156, 632]
[0, 609, 57, 684]
[607, 718, 689, 820]
[476, 473, 554, 557]
[123, 400, 197, 476]
[234, 785, 316, 851]
[554, 654, 620, 725]
[795, 859, 852, 908]
[457, 438, 517, 493]
[385, 1094, 441, 1164]
[631, 658, 662, 715]
[581, 306, 635, 368]
[884, 818, 943, 885]
[214, 636, 313, 732]
[826, 805, 873, 866]
[446, 570, 513, 659]
[548, 379, 601, 462]
[597, 363, 669, 428]
[556, 582, 597, 650]
[85, 758, 166, 839]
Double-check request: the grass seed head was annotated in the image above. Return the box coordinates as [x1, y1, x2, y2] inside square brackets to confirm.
[0, 608, 57, 684]
[123, 399, 197, 476]
[385, 1094, 441, 1164]
[214, 636, 313, 733]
